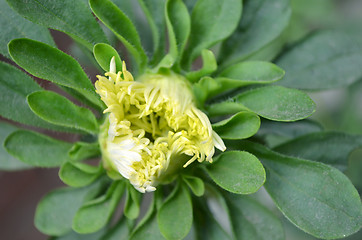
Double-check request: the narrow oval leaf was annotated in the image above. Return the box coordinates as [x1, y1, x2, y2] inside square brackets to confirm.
[226, 194, 284, 240]
[0, 61, 67, 130]
[35, 179, 108, 236]
[53, 229, 107, 240]
[157, 183, 193, 240]
[60, 86, 104, 112]
[257, 119, 323, 139]
[274, 132, 362, 171]
[186, 49, 217, 82]
[93, 43, 123, 72]
[240, 141, 362, 239]
[194, 198, 232, 240]
[0, 0, 55, 58]
[192, 77, 221, 105]
[276, 30, 362, 89]
[206, 151, 265, 194]
[209, 86, 316, 121]
[8, 39, 103, 108]
[195, 215, 232, 240]
[73, 181, 125, 233]
[137, 0, 166, 64]
[124, 184, 142, 219]
[89, 0, 147, 71]
[219, 0, 291, 67]
[4, 130, 72, 167]
[165, 0, 190, 66]
[110, 0, 154, 57]
[131, 211, 165, 240]
[207, 101, 247, 117]
[6, 0, 108, 50]
[59, 162, 103, 187]
[182, 175, 205, 197]
[0, 122, 31, 171]
[68, 141, 101, 162]
[257, 119, 323, 147]
[235, 86, 316, 121]
[183, 0, 241, 68]
[216, 61, 285, 92]
[130, 196, 164, 240]
[213, 112, 261, 140]
[101, 217, 130, 240]
[27, 91, 99, 134]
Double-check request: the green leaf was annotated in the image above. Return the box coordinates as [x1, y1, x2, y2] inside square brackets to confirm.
[68, 141, 101, 162]
[154, 54, 176, 71]
[206, 151, 265, 194]
[195, 214, 231, 240]
[4, 130, 72, 167]
[124, 184, 142, 219]
[257, 119, 323, 147]
[215, 61, 285, 93]
[192, 76, 220, 105]
[258, 119, 323, 139]
[110, 0, 153, 57]
[235, 86, 315, 122]
[226, 194, 284, 240]
[8, 38, 104, 109]
[130, 194, 164, 240]
[60, 86, 103, 112]
[110, 0, 135, 22]
[0, 121, 31, 171]
[158, 182, 193, 240]
[27, 91, 98, 134]
[59, 162, 103, 187]
[193, 198, 232, 240]
[239, 141, 362, 239]
[184, 0, 196, 12]
[203, 183, 233, 230]
[51, 229, 107, 240]
[0, 0, 55, 58]
[35, 178, 108, 236]
[182, 175, 205, 197]
[182, 0, 242, 68]
[89, 0, 147, 71]
[93, 43, 123, 72]
[219, 0, 291, 67]
[244, 33, 286, 62]
[6, 0, 108, 50]
[101, 217, 129, 240]
[131, 210, 165, 240]
[208, 86, 316, 121]
[73, 181, 125, 233]
[137, 0, 166, 65]
[27, 91, 99, 134]
[186, 49, 217, 82]
[0, 61, 68, 130]
[165, 0, 190, 67]
[276, 30, 362, 89]
[194, 62, 285, 103]
[273, 132, 362, 171]
[212, 112, 261, 140]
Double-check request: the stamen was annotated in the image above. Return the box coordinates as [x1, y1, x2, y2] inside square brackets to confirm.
[95, 62, 225, 193]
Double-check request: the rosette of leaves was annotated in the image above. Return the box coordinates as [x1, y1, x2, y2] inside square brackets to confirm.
[0, 0, 361, 240]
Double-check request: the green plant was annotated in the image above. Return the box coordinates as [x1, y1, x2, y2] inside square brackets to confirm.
[1, 0, 361, 239]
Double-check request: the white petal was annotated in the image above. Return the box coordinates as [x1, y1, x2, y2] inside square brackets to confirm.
[212, 131, 226, 151]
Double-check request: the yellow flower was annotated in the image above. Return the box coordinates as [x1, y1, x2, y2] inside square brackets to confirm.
[96, 57, 225, 193]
